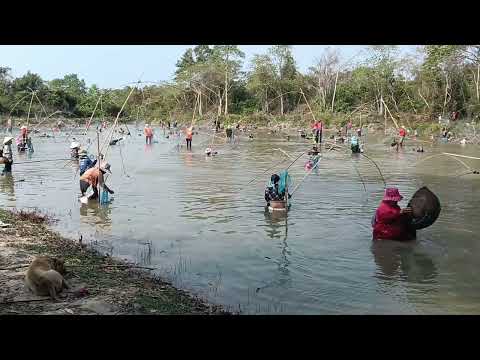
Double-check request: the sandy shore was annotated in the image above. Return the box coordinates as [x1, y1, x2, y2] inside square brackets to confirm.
[0, 209, 229, 315]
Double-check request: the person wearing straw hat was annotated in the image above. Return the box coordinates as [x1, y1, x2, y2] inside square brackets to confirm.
[372, 187, 414, 241]
[79, 162, 114, 200]
[70, 141, 81, 159]
[2, 136, 14, 174]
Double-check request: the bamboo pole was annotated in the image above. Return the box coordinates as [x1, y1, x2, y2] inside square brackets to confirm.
[299, 88, 317, 122]
[477, 65, 480, 102]
[26, 91, 34, 128]
[100, 86, 136, 158]
[414, 153, 473, 172]
[382, 99, 399, 129]
[290, 157, 321, 195]
[33, 92, 49, 120]
[8, 93, 31, 118]
[245, 156, 290, 186]
[331, 71, 339, 112]
[360, 153, 387, 188]
[83, 95, 102, 138]
[97, 130, 101, 203]
[442, 152, 480, 161]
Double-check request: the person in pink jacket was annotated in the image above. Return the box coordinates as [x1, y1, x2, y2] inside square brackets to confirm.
[372, 188, 414, 241]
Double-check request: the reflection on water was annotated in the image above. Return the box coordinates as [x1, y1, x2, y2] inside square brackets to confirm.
[257, 211, 291, 297]
[1, 127, 479, 314]
[0, 174, 15, 199]
[371, 240, 438, 283]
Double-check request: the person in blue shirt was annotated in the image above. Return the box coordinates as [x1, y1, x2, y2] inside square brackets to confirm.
[79, 149, 97, 176]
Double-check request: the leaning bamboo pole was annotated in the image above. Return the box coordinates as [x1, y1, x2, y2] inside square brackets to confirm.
[442, 152, 480, 161]
[299, 88, 317, 122]
[382, 99, 399, 130]
[8, 93, 31, 118]
[331, 71, 339, 112]
[84, 95, 102, 138]
[25, 91, 34, 128]
[101, 86, 136, 160]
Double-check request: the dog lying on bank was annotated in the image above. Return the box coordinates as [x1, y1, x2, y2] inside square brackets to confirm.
[25, 256, 70, 300]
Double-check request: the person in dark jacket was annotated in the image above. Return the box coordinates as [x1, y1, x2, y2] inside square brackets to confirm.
[264, 174, 282, 206]
[79, 149, 97, 176]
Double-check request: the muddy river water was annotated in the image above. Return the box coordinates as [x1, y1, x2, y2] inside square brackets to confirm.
[1, 126, 479, 314]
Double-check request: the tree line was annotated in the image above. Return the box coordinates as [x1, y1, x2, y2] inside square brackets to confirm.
[1, 45, 480, 127]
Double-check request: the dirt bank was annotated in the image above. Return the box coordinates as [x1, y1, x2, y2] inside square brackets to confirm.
[0, 209, 229, 315]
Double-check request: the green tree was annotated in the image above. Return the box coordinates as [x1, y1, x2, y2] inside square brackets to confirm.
[246, 54, 277, 113]
[268, 45, 298, 115]
[212, 45, 245, 115]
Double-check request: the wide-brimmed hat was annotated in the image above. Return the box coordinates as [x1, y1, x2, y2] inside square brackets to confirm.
[3, 136, 14, 144]
[100, 162, 112, 174]
[70, 141, 80, 149]
[383, 187, 403, 202]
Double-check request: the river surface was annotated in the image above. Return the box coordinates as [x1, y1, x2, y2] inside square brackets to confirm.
[1, 125, 479, 314]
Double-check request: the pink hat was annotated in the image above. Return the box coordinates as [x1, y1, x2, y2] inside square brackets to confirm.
[383, 187, 403, 202]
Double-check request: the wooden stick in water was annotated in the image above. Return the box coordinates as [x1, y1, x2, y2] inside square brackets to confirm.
[97, 130, 101, 204]
[442, 152, 480, 161]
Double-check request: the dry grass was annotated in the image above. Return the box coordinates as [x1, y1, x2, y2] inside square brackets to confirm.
[12, 209, 56, 225]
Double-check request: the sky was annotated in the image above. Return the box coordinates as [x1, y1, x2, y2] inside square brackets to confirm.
[0, 45, 417, 89]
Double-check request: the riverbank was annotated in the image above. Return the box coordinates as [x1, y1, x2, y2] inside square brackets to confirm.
[0, 209, 229, 315]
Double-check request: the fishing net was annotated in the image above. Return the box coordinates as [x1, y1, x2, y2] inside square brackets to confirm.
[278, 170, 292, 194]
[407, 186, 441, 230]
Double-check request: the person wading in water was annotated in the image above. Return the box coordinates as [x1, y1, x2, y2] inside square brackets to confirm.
[312, 120, 323, 145]
[185, 126, 193, 150]
[18, 125, 29, 152]
[371, 187, 414, 241]
[6, 118, 12, 134]
[70, 141, 81, 159]
[398, 126, 407, 147]
[2, 136, 14, 175]
[144, 124, 154, 144]
[79, 162, 114, 200]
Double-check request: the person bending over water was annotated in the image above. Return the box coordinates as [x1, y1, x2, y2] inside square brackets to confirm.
[79, 162, 114, 200]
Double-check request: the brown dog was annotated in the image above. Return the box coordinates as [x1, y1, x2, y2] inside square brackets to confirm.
[25, 256, 69, 299]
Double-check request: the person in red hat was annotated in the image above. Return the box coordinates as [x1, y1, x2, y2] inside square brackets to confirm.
[372, 187, 414, 241]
